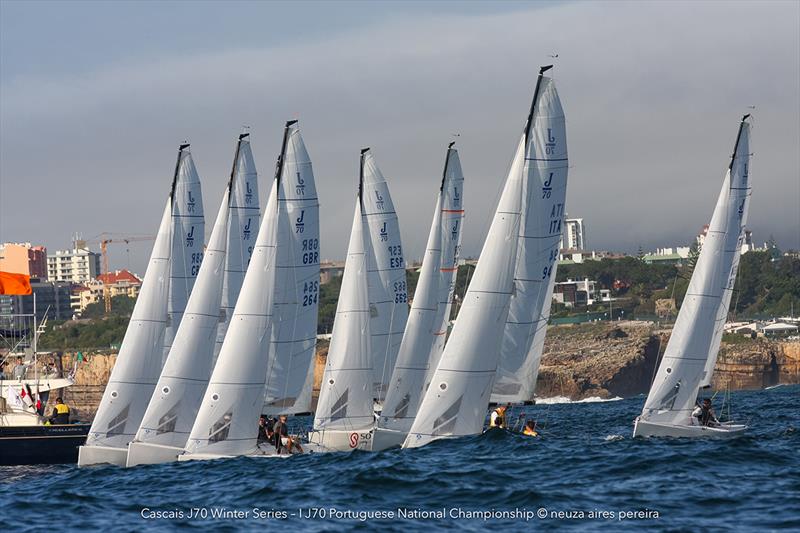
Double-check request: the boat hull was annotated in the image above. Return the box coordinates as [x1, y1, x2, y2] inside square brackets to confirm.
[633, 417, 747, 439]
[371, 427, 405, 451]
[307, 427, 375, 452]
[77, 444, 128, 466]
[126, 441, 184, 467]
[0, 424, 90, 466]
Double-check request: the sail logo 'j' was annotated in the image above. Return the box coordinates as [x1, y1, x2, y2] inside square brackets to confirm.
[296, 172, 305, 196]
[186, 226, 195, 247]
[243, 218, 252, 241]
[187, 191, 196, 213]
[453, 186, 460, 207]
[542, 172, 553, 199]
[295, 210, 305, 234]
[245, 182, 254, 205]
[451, 220, 460, 241]
[738, 199, 745, 218]
[379, 222, 388, 242]
[375, 190, 385, 211]
[545, 128, 557, 155]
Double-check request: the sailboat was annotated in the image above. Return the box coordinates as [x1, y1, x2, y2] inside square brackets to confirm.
[78, 144, 205, 466]
[373, 142, 465, 451]
[180, 120, 318, 460]
[360, 149, 409, 402]
[309, 149, 374, 451]
[491, 65, 570, 406]
[126, 134, 258, 467]
[404, 66, 567, 449]
[633, 115, 752, 439]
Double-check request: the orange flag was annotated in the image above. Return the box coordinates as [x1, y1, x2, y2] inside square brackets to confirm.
[0, 271, 32, 295]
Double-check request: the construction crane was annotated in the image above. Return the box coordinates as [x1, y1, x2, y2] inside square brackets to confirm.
[87, 233, 155, 314]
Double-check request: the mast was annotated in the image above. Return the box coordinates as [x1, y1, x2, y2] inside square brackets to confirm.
[360, 147, 369, 207]
[524, 65, 553, 145]
[440, 142, 455, 191]
[171, 143, 190, 202]
[275, 120, 297, 185]
[228, 133, 249, 198]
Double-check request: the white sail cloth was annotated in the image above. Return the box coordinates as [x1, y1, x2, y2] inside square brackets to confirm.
[360, 150, 409, 399]
[215, 136, 260, 365]
[132, 188, 230, 449]
[183, 181, 279, 457]
[264, 123, 320, 415]
[83, 201, 172, 451]
[165, 149, 205, 360]
[641, 119, 752, 424]
[492, 76, 569, 404]
[380, 146, 465, 434]
[313, 200, 374, 432]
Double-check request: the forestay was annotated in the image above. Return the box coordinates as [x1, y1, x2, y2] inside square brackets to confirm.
[263, 121, 320, 415]
[215, 134, 260, 365]
[360, 149, 409, 400]
[165, 147, 205, 361]
[380, 144, 465, 434]
[492, 74, 569, 404]
[640, 117, 752, 424]
[313, 195, 373, 432]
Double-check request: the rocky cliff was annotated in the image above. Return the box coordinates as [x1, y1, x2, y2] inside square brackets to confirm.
[56, 323, 800, 417]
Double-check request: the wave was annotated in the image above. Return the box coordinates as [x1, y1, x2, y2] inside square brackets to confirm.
[535, 395, 624, 405]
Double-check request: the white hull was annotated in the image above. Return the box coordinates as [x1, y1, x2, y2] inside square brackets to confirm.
[371, 427, 406, 451]
[307, 428, 375, 452]
[177, 447, 297, 462]
[633, 417, 747, 439]
[126, 441, 183, 467]
[78, 444, 128, 466]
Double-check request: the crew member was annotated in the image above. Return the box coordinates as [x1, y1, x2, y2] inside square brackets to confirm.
[697, 398, 719, 427]
[274, 415, 303, 454]
[522, 419, 539, 437]
[489, 404, 509, 429]
[50, 397, 70, 424]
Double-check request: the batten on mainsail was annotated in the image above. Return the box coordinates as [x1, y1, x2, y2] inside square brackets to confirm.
[376, 144, 465, 447]
[215, 133, 261, 366]
[360, 149, 409, 401]
[165, 147, 205, 361]
[263, 121, 320, 415]
[404, 66, 559, 449]
[634, 116, 752, 437]
[492, 68, 569, 404]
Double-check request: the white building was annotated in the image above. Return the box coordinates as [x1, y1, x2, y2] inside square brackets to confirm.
[47, 246, 101, 284]
[559, 217, 586, 251]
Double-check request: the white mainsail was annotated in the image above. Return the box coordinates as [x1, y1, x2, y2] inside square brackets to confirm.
[127, 185, 230, 464]
[492, 73, 569, 404]
[79, 147, 189, 465]
[165, 146, 205, 360]
[404, 66, 559, 449]
[313, 193, 373, 434]
[379, 144, 465, 436]
[263, 121, 320, 415]
[360, 149, 409, 400]
[215, 134, 260, 365]
[638, 116, 752, 428]
[182, 178, 279, 457]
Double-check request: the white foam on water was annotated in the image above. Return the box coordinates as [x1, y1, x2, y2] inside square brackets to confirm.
[604, 434, 625, 442]
[535, 396, 624, 405]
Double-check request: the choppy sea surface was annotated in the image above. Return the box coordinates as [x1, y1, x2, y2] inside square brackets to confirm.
[2, 385, 798, 532]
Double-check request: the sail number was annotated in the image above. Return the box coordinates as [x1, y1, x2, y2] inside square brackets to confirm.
[302, 280, 319, 307]
[302, 238, 319, 265]
[394, 281, 408, 304]
[191, 252, 203, 276]
[388, 245, 404, 268]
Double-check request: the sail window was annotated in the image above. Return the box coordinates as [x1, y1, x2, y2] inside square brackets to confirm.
[432, 396, 462, 436]
[208, 412, 233, 443]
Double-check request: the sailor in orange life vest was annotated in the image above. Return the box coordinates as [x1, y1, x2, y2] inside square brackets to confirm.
[522, 419, 539, 437]
[50, 397, 70, 425]
[489, 404, 510, 429]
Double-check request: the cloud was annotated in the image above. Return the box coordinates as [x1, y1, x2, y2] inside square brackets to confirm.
[1, 0, 798, 274]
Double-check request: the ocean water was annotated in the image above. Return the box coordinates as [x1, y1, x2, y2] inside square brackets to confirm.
[2, 385, 798, 532]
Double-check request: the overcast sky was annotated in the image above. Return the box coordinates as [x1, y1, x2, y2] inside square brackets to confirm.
[1, 0, 798, 275]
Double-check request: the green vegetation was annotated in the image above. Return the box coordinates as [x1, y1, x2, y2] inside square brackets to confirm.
[37, 251, 799, 350]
